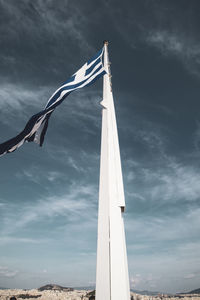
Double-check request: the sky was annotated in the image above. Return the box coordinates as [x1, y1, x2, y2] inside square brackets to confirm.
[0, 0, 200, 294]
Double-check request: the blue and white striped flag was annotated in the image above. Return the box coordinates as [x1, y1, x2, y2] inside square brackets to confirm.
[0, 48, 106, 156]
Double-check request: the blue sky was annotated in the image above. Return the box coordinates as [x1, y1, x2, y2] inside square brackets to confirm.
[0, 0, 200, 293]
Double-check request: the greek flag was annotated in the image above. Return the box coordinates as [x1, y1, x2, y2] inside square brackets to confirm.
[0, 48, 106, 156]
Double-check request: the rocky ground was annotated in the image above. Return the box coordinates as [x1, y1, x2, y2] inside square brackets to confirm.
[0, 289, 200, 300]
[131, 295, 200, 300]
[0, 289, 87, 300]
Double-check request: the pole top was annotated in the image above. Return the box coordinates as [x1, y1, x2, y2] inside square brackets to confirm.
[103, 40, 109, 45]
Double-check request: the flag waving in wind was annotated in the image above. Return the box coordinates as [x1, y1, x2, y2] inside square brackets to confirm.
[0, 48, 106, 157]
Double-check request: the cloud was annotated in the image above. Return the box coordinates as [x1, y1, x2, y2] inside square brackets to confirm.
[130, 273, 160, 290]
[56, 89, 102, 132]
[142, 160, 200, 203]
[1, 183, 97, 237]
[123, 121, 200, 286]
[46, 171, 62, 182]
[184, 274, 196, 279]
[130, 274, 142, 288]
[123, 118, 200, 206]
[0, 266, 18, 278]
[0, 82, 50, 130]
[147, 31, 183, 54]
[126, 207, 200, 246]
[0, 237, 46, 246]
[16, 166, 64, 185]
[0, 80, 102, 140]
[105, 0, 200, 77]
[0, 0, 94, 60]
[46, 144, 100, 174]
[33, 0, 94, 53]
[125, 206, 200, 292]
[193, 121, 200, 153]
[0, 0, 199, 291]
[146, 30, 200, 76]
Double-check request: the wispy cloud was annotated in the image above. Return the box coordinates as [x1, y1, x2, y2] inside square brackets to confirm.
[193, 121, 200, 153]
[46, 143, 100, 173]
[126, 207, 200, 246]
[127, 211, 200, 292]
[147, 31, 183, 54]
[130, 273, 159, 289]
[142, 160, 200, 203]
[105, 0, 200, 77]
[57, 89, 102, 133]
[123, 116, 200, 206]
[33, 0, 94, 53]
[16, 166, 64, 185]
[0, 82, 49, 130]
[1, 183, 97, 237]
[122, 114, 200, 292]
[146, 30, 200, 76]
[183, 273, 196, 280]
[0, 80, 102, 140]
[0, 266, 18, 278]
[0, 0, 94, 62]
[0, 236, 47, 246]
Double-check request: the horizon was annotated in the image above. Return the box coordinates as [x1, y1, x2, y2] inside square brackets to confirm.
[0, 283, 199, 295]
[0, 0, 200, 294]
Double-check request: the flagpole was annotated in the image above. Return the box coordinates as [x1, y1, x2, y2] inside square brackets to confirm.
[96, 41, 130, 300]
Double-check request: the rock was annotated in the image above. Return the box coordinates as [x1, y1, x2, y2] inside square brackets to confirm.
[17, 294, 41, 299]
[86, 290, 95, 299]
[188, 289, 200, 294]
[38, 284, 73, 292]
[0, 289, 199, 300]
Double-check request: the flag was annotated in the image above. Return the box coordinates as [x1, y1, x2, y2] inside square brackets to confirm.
[0, 48, 106, 156]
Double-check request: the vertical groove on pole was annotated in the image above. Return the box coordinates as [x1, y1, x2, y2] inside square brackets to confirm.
[96, 41, 130, 300]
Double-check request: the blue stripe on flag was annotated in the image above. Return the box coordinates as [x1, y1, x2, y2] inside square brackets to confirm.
[84, 70, 106, 88]
[46, 65, 104, 109]
[85, 57, 101, 76]
[87, 48, 103, 65]
[62, 75, 76, 85]
[0, 47, 105, 156]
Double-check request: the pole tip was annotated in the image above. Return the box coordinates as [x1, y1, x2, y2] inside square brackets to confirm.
[103, 40, 109, 45]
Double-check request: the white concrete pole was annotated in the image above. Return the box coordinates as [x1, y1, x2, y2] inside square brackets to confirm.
[96, 41, 130, 300]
